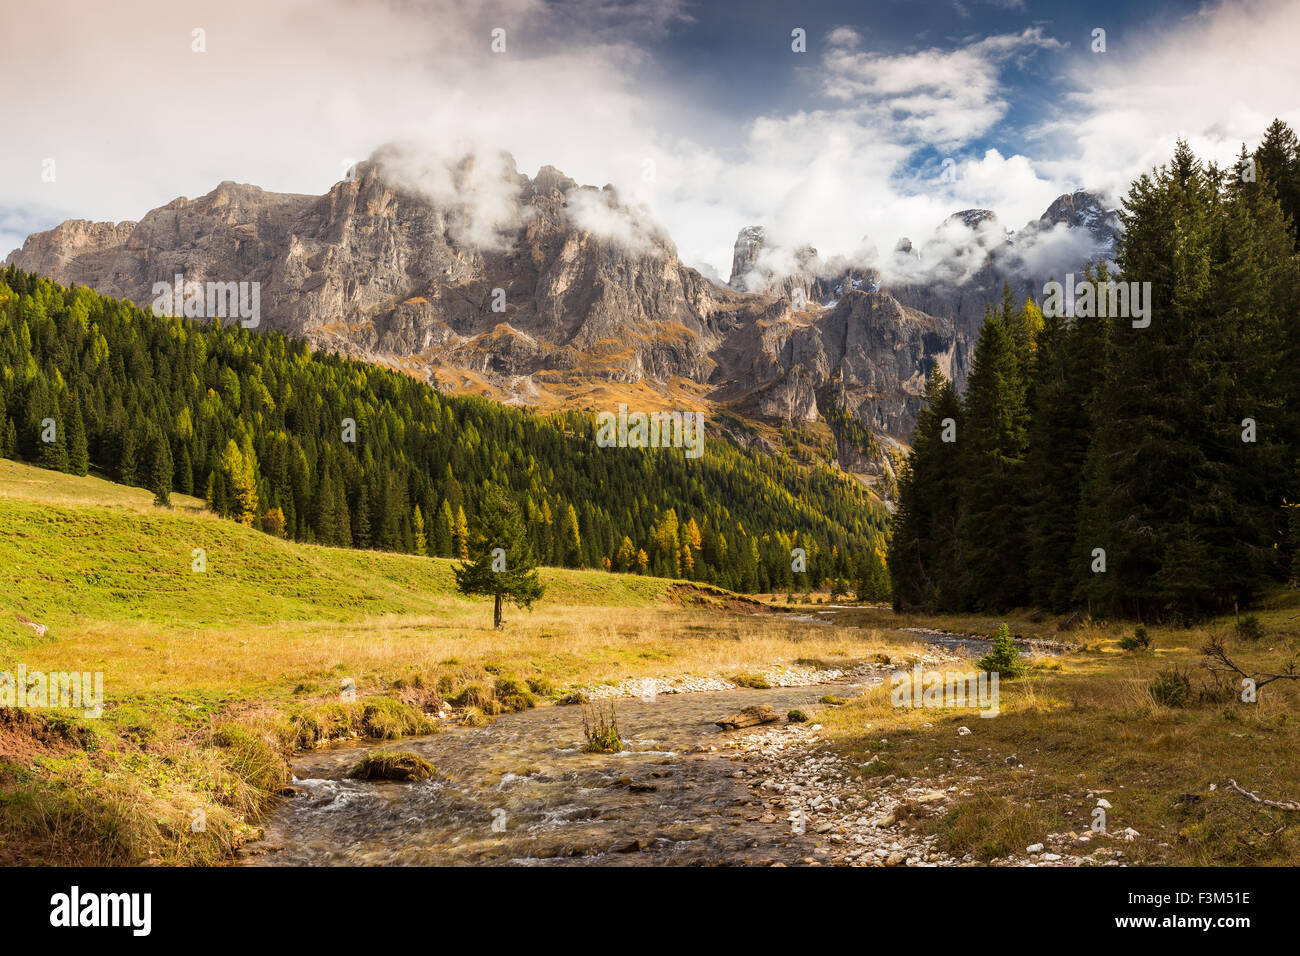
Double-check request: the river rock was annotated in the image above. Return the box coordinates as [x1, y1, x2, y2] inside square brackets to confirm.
[716, 704, 781, 730]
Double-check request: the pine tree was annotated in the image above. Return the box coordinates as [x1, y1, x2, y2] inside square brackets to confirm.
[175, 443, 194, 496]
[957, 300, 1033, 611]
[118, 426, 138, 486]
[66, 400, 89, 476]
[147, 432, 173, 506]
[435, 500, 454, 557]
[887, 360, 965, 613]
[453, 487, 545, 629]
[1254, 118, 1300, 245]
[33, 394, 68, 473]
[1025, 276, 1100, 611]
[412, 504, 428, 556]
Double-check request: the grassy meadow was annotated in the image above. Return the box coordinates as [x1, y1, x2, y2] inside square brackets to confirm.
[2, 458, 1297, 867]
[813, 602, 1300, 866]
[0, 459, 901, 865]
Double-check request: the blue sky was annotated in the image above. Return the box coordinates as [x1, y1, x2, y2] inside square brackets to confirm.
[2, 0, 1297, 277]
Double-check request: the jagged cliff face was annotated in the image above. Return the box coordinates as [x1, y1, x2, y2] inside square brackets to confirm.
[6, 153, 1105, 482]
[8, 157, 739, 390]
[723, 189, 1119, 388]
[709, 291, 963, 429]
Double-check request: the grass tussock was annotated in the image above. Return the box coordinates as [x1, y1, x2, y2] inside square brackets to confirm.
[348, 750, 435, 782]
[934, 795, 1048, 861]
[283, 697, 434, 750]
[581, 702, 623, 754]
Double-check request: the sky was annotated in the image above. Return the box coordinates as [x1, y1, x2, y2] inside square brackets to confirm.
[3, 0, 1298, 279]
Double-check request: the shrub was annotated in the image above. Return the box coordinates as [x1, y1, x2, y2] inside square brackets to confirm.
[581, 702, 623, 754]
[787, 709, 809, 723]
[1149, 668, 1193, 708]
[1236, 614, 1266, 642]
[360, 698, 434, 739]
[732, 673, 771, 689]
[557, 691, 589, 706]
[977, 624, 1026, 678]
[1120, 624, 1152, 651]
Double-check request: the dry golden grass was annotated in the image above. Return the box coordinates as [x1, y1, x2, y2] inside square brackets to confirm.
[814, 601, 1300, 865]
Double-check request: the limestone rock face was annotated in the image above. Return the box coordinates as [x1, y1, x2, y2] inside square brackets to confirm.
[6, 150, 981, 479]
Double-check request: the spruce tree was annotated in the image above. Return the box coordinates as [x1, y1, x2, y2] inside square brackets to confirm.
[148, 432, 173, 507]
[957, 307, 1030, 611]
[887, 364, 963, 610]
[66, 399, 89, 476]
[453, 487, 545, 629]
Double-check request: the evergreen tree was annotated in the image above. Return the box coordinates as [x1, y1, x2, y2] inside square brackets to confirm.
[118, 426, 138, 486]
[453, 487, 545, 629]
[175, 443, 194, 496]
[147, 431, 173, 506]
[1024, 275, 1101, 611]
[1254, 118, 1300, 245]
[66, 400, 89, 476]
[957, 306, 1031, 611]
[888, 363, 964, 609]
[435, 500, 454, 557]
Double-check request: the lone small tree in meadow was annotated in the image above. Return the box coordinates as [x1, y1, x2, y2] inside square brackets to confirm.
[453, 487, 545, 629]
[977, 623, 1026, 679]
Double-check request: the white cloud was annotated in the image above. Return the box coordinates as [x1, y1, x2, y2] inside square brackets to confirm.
[564, 186, 667, 256]
[2, 0, 1295, 291]
[820, 26, 1064, 148]
[376, 146, 526, 252]
[1042, 0, 1300, 199]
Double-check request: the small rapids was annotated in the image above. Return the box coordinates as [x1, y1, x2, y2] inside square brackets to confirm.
[241, 680, 876, 867]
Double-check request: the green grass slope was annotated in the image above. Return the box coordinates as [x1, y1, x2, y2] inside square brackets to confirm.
[1, 458, 675, 645]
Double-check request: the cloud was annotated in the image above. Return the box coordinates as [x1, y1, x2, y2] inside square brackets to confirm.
[1042, 0, 1300, 199]
[820, 26, 1064, 148]
[564, 186, 667, 256]
[376, 146, 526, 252]
[1, 0, 1294, 293]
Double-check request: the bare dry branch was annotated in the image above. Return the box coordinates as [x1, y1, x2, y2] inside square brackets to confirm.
[1200, 634, 1300, 689]
[1227, 779, 1300, 812]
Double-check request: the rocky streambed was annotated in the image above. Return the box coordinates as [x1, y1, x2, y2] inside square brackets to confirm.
[242, 679, 879, 866]
[240, 630, 1100, 867]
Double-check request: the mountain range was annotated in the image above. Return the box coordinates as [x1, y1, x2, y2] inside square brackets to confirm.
[5, 148, 1118, 491]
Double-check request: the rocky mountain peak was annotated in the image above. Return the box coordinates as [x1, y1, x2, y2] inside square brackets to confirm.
[945, 208, 999, 230]
[728, 225, 767, 289]
[1036, 189, 1120, 246]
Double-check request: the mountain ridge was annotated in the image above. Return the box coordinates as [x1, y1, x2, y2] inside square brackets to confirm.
[6, 150, 1116, 486]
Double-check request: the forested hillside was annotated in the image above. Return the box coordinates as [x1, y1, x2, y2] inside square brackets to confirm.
[0, 267, 889, 595]
[890, 121, 1300, 620]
